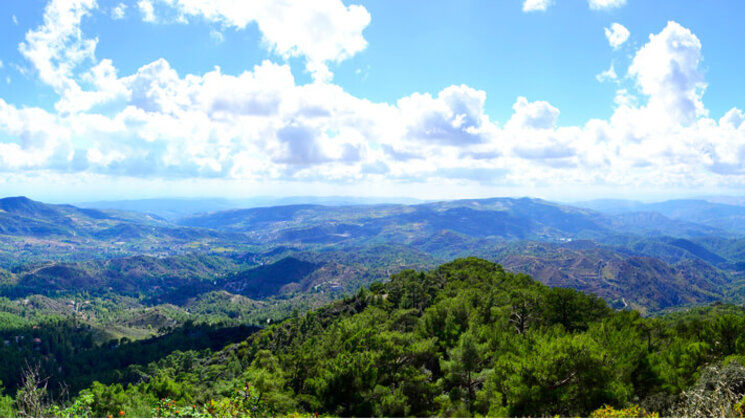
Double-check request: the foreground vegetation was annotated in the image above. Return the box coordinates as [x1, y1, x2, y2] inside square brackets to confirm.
[3, 258, 745, 416]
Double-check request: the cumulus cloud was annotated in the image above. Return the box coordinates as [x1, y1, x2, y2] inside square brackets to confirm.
[273, 123, 331, 166]
[18, 0, 98, 94]
[628, 21, 706, 125]
[142, 0, 371, 82]
[507, 97, 559, 130]
[0, 99, 71, 171]
[138, 0, 156, 22]
[7, 7, 745, 194]
[588, 0, 627, 10]
[720, 108, 745, 129]
[604, 23, 629, 49]
[398, 85, 490, 146]
[2, 53, 389, 179]
[523, 0, 553, 12]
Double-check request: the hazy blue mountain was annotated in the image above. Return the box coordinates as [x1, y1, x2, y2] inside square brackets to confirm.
[76, 198, 239, 220]
[575, 198, 745, 234]
[3, 195, 726, 251]
[178, 197, 721, 243]
[697, 195, 745, 206]
[568, 199, 646, 213]
[606, 211, 725, 238]
[0, 196, 168, 237]
[78, 196, 425, 220]
[255, 195, 426, 206]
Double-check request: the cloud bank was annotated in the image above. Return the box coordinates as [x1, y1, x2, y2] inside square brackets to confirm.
[2, 1, 745, 197]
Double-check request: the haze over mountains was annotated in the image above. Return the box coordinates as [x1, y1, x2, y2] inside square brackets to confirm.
[76, 196, 427, 220]
[74, 195, 745, 237]
[575, 198, 745, 233]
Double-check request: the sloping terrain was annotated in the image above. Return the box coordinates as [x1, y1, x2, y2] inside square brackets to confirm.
[489, 242, 729, 313]
[27, 258, 745, 418]
[178, 197, 724, 246]
[576, 198, 745, 234]
[2, 196, 745, 317]
[0, 197, 250, 269]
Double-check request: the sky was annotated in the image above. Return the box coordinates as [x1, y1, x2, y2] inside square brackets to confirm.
[2, 0, 745, 203]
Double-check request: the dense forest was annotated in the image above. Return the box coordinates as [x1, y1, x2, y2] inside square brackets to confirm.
[2, 258, 745, 417]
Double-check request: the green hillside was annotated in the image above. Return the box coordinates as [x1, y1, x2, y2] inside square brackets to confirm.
[5, 258, 745, 417]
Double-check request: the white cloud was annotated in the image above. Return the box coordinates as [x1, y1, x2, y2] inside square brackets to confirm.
[111, 3, 127, 19]
[143, 0, 371, 82]
[507, 97, 559, 130]
[125, 58, 190, 114]
[273, 123, 331, 166]
[720, 108, 745, 130]
[12, 15, 18, 25]
[628, 21, 706, 126]
[398, 85, 491, 146]
[523, 0, 553, 12]
[55, 58, 129, 114]
[18, 0, 98, 95]
[0, 99, 71, 171]
[613, 88, 636, 108]
[6, 14, 745, 194]
[10, 57, 385, 178]
[138, 0, 156, 22]
[0, 60, 3, 69]
[588, 0, 627, 10]
[604, 23, 630, 49]
[596, 63, 617, 82]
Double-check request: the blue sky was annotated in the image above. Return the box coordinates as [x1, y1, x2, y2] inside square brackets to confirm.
[1, 0, 745, 202]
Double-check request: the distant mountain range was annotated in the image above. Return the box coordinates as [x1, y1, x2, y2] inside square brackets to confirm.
[76, 196, 426, 220]
[0, 196, 245, 267]
[3, 195, 745, 314]
[574, 198, 745, 233]
[178, 197, 728, 243]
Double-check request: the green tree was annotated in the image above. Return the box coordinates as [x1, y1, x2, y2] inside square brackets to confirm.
[438, 331, 485, 415]
[495, 332, 613, 417]
[0, 380, 14, 417]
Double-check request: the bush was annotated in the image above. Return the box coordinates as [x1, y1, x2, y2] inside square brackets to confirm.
[590, 404, 659, 418]
[674, 362, 745, 417]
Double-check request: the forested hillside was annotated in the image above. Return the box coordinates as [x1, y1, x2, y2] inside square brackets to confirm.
[3, 258, 745, 417]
